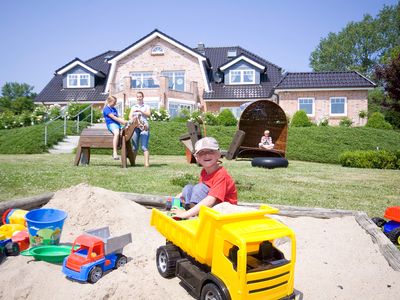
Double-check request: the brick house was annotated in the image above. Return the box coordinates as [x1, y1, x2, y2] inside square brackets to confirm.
[35, 29, 375, 125]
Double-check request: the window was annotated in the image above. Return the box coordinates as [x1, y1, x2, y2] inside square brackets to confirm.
[330, 97, 347, 116]
[298, 98, 314, 116]
[229, 69, 255, 84]
[67, 73, 91, 88]
[220, 107, 241, 119]
[151, 45, 164, 55]
[168, 101, 193, 118]
[130, 72, 159, 89]
[161, 71, 185, 92]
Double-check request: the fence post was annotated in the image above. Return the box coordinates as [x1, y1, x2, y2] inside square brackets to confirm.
[77, 114, 79, 134]
[64, 116, 67, 136]
[44, 125, 48, 146]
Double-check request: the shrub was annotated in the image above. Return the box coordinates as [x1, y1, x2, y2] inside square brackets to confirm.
[67, 102, 92, 122]
[340, 150, 398, 169]
[204, 112, 219, 126]
[48, 104, 62, 120]
[339, 117, 353, 127]
[189, 110, 203, 124]
[217, 109, 237, 126]
[358, 110, 367, 119]
[318, 117, 329, 127]
[150, 108, 170, 121]
[291, 110, 313, 127]
[366, 112, 393, 130]
[171, 108, 190, 123]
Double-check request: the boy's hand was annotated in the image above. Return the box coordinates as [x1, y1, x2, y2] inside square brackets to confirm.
[170, 207, 187, 219]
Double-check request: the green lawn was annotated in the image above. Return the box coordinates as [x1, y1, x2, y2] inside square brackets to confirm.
[0, 154, 398, 218]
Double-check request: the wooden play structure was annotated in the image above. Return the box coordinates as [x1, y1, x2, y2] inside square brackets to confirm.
[236, 100, 288, 158]
[180, 100, 288, 162]
[74, 117, 141, 168]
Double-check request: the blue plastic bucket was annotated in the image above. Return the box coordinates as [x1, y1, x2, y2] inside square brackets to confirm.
[25, 208, 67, 246]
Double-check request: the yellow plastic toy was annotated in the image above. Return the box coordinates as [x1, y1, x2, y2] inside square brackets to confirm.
[151, 205, 296, 300]
[0, 224, 26, 240]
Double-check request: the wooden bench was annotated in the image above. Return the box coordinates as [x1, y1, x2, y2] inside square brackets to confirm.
[74, 118, 140, 168]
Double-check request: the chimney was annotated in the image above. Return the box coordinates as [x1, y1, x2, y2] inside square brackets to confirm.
[197, 42, 205, 55]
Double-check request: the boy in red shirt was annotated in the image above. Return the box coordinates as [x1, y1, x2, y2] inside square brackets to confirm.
[171, 137, 237, 219]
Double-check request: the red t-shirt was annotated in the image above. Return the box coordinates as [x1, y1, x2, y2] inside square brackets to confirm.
[200, 166, 237, 205]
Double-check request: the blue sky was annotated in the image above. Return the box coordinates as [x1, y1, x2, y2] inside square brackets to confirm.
[0, 0, 397, 93]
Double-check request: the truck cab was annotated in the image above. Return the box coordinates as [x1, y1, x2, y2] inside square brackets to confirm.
[65, 235, 105, 272]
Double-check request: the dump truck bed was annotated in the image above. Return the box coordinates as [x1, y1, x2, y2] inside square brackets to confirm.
[150, 205, 281, 266]
[85, 226, 132, 255]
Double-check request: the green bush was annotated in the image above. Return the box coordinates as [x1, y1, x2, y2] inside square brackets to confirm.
[204, 112, 219, 126]
[67, 102, 92, 122]
[340, 150, 399, 169]
[150, 108, 170, 121]
[318, 118, 329, 127]
[291, 110, 313, 127]
[339, 117, 353, 127]
[217, 109, 237, 126]
[366, 112, 393, 130]
[189, 110, 203, 124]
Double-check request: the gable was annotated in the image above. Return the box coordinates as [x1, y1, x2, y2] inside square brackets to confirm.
[219, 55, 265, 71]
[106, 29, 210, 92]
[56, 58, 105, 78]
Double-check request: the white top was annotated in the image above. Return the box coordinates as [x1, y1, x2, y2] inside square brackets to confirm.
[131, 103, 150, 125]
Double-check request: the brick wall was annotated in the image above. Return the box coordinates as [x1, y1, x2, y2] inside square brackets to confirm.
[277, 90, 368, 126]
[111, 37, 205, 106]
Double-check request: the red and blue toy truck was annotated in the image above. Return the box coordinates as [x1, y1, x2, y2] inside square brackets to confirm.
[62, 227, 132, 283]
[372, 206, 400, 245]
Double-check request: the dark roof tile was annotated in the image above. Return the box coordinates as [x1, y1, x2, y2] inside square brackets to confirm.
[275, 71, 375, 89]
[35, 51, 118, 103]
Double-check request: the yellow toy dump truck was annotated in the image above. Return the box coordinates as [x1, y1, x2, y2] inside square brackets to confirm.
[150, 205, 296, 300]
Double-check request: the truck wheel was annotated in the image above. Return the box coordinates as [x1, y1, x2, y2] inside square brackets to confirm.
[371, 217, 386, 228]
[200, 283, 225, 300]
[5, 242, 20, 256]
[115, 254, 128, 269]
[387, 228, 400, 245]
[156, 245, 181, 278]
[88, 266, 103, 283]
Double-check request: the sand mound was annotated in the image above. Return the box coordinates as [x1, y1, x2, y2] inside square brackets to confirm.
[0, 184, 399, 299]
[0, 184, 192, 300]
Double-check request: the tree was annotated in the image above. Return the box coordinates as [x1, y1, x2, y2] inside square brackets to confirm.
[310, 4, 400, 77]
[375, 50, 400, 128]
[1, 82, 36, 100]
[0, 82, 36, 114]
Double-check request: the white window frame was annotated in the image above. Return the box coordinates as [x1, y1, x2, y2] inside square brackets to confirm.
[330, 97, 347, 116]
[168, 100, 194, 118]
[161, 70, 185, 92]
[67, 73, 90, 88]
[151, 45, 165, 55]
[298, 98, 315, 116]
[229, 69, 255, 84]
[130, 72, 159, 89]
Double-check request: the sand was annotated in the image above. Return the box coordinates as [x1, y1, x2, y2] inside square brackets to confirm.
[0, 184, 399, 300]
